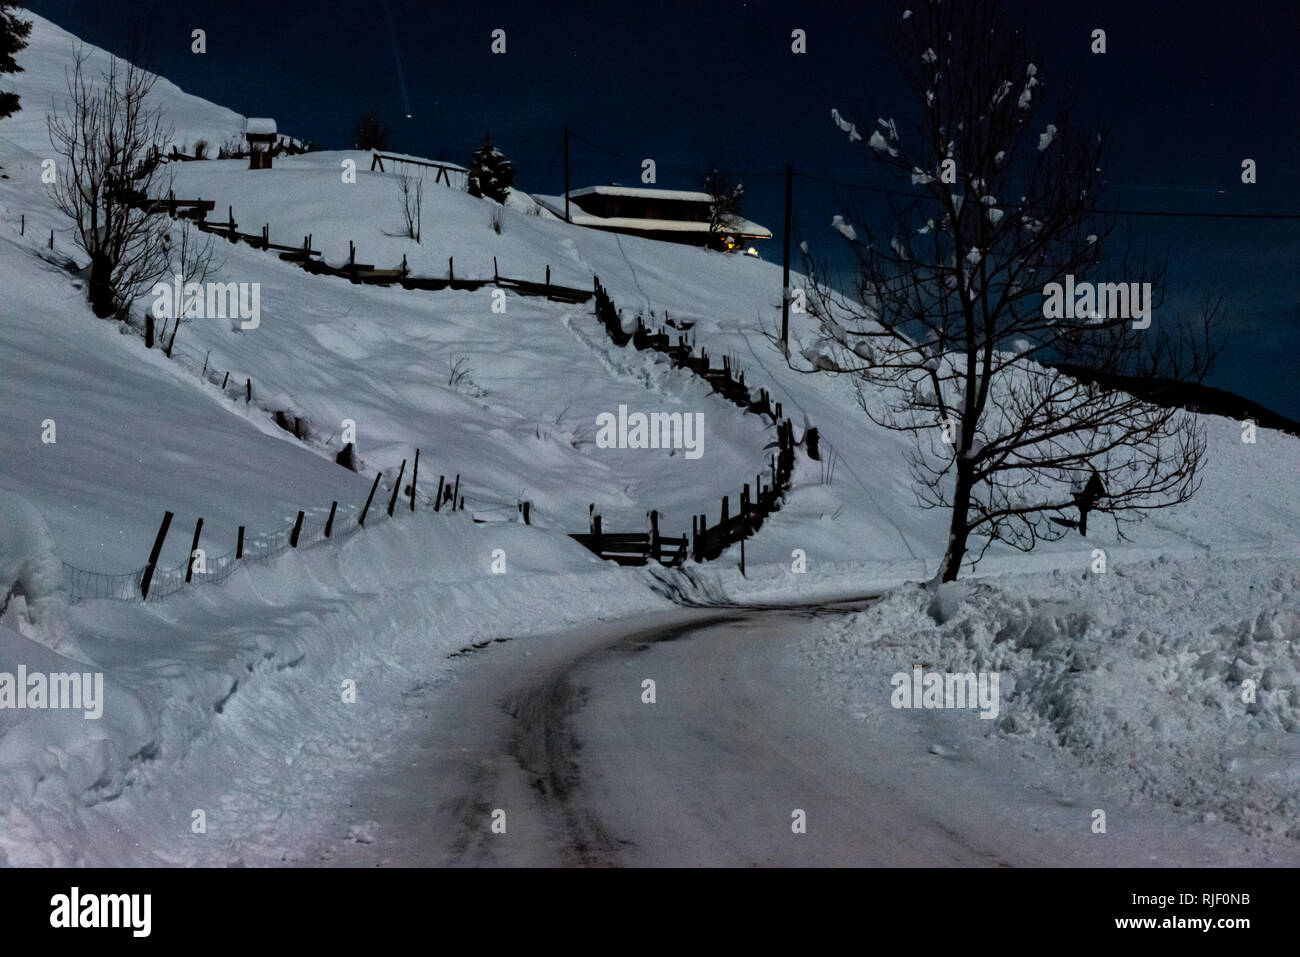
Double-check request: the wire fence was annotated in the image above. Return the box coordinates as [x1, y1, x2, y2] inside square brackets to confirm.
[60, 494, 425, 604]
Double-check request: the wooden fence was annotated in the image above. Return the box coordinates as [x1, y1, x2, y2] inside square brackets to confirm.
[133, 194, 595, 303]
[105, 193, 808, 574]
[570, 279, 804, 570]
[568, 509, 688, 568]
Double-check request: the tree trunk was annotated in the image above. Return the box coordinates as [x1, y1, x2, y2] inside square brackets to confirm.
[144, 311, 155, 348]
[88, 252, 115, 318]
[939, 461, 975, 582]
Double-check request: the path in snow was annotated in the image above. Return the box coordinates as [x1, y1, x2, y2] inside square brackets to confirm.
[326, 602, 1270, 866]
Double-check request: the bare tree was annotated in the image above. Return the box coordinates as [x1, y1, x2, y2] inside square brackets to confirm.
[703, 166, 744, 248]
[798, 0, 1220, 582]
[156, 218, 218, 355]
[47, 44, 173, 320]
[398, 169, 423, 242]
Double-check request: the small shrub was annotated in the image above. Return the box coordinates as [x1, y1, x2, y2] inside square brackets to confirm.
[447, 356, 487, 397]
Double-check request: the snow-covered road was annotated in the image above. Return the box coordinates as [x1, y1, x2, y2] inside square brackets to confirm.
[328, 601, 1268, 867]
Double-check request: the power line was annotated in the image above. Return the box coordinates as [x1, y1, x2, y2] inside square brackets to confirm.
[566, 128, 786, 180]
[791, 170, 1300, 220]
[566, 127, 1299, 220]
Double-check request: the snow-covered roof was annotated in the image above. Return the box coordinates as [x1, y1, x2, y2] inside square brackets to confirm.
[245, 117, 277, 136]
[568, 185, 715, 203]
[533, 193, 773, 239]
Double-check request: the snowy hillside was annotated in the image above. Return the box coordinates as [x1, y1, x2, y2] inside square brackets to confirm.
[1, 10, 1298, 865]
[0, 11, 244, 162]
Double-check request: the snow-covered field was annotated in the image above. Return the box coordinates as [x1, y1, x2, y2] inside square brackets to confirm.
[0, 11, 1297, 864]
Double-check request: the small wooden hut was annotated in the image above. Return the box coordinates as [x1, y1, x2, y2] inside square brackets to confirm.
[245, 118, 278, 170]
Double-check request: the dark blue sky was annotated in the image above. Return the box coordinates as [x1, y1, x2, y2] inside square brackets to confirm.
[23, 0, 1300, 418]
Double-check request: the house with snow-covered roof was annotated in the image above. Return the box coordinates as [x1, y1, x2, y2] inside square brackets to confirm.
[533, 185, 772, 251]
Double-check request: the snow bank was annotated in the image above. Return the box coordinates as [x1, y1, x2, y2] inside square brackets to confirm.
[805, 555, 1300, 839]
[0, 512, 670, 865]
[0, 491, 71, 649]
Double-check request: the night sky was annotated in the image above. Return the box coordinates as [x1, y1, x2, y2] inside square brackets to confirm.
[20, 0, 1300, 418]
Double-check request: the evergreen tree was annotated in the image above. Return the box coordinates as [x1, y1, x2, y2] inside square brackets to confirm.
[0, 2, 33, 122]
[466, 133, 515, 203]
[353, 110, 389, 151]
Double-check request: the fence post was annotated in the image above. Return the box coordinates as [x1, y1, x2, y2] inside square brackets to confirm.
[806, 427, 820, 461]
[522, 501, 531, 525]
[387, 459, 407, 516]
[139, 511, 174, 600]
[289, 511, 304, 548]
[739, 504, 746, 576]
[410, 448, 420, 511]
[593, 514, 602, 556]
[236, 525, 245, 559]
[185, 517, 204, 583]
[649, 509, 660, 561]
[19, 213, 23, 235]
[741, 486, 750, 574]
[49, 229, 54, 249]
[246, 378, 251, 403]
[449, 257, 454, 281]
[221, 371, 229, 389]
[434, 475, 445, 512]
[359, 470, 382, 526]
[451, 474, 460, 511]
[325, 501, 337, 538]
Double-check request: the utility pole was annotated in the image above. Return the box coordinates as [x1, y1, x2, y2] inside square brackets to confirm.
[781, 163, 793, 352]
[564, 125, 571, 223]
